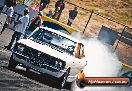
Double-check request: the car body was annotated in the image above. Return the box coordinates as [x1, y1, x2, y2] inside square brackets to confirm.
[8, 26, 87, 88]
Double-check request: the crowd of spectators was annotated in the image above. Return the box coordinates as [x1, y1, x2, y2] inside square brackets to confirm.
[0, 0, 78, 50]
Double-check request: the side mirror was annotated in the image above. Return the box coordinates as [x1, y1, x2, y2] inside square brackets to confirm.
[75, 43, 85, 59]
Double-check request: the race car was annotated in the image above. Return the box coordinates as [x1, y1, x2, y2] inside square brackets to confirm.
[8, 26, 87, 89]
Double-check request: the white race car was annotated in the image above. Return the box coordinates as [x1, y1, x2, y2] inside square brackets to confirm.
[8, 26, 87, 89]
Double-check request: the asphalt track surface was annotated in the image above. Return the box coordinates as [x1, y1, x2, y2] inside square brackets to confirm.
[0, 29, 72, 91]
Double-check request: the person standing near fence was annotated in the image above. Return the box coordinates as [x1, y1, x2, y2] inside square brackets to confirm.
[39, 0, 50, 11]
[31, 2, 40, 11]
[46, 10, 53, 18]
[24, 11, 43, 38]
[53, 0, 65, 20]
[0, 0, 16, 35]
[67, 7, 78, 26]
[23, 0, 32, 6]
[4, 8, 29, 50]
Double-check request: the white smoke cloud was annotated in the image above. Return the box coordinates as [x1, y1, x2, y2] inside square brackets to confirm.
[71, 32, 132, 91]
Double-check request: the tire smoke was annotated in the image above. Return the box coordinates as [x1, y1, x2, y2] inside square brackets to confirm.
[71, 32, 131, 91]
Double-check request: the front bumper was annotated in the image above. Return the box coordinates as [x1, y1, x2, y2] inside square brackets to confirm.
[12, 53, 65, 78]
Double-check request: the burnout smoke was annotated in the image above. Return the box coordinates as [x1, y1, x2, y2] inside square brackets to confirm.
[71, 32, 131, 91]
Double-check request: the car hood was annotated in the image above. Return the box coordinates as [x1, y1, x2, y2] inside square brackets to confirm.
[17, 39, 82, 62]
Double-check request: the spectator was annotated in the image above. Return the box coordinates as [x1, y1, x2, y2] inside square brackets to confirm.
[53, 0, 65, 20]
[39, 0, 50, 11]
[23, 0, 32, 6]
[24, 11, 43, 38]
[67, 7, 78, 26]
[0, 0, 16, 35]
[4, 8, 29, 50]
[4, 0, 16, 7]
[46, 10, 53, 18]
[31, 2, 40, 11]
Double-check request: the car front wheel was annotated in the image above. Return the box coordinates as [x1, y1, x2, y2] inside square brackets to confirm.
[8, 55, 18, 70]
[58, 67, 71, 89]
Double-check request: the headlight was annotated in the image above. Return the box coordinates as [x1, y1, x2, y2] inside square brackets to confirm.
[55, 61, 62, 67]
[17, 44, 25, 52]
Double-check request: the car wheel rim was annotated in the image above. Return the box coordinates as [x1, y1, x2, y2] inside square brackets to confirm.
[61, 75, 67, 87]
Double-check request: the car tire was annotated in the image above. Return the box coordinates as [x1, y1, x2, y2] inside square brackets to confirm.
[8, 55, 18, 70]
[26, 68, 31, 73]
[76, 78, 86, 88]
[58, 67, 71, 89]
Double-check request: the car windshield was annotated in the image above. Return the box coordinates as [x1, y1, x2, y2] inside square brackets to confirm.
[29, 28, 77, 55]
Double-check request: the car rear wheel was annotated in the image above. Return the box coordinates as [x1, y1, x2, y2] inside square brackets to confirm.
[76, 78, 86, 88]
